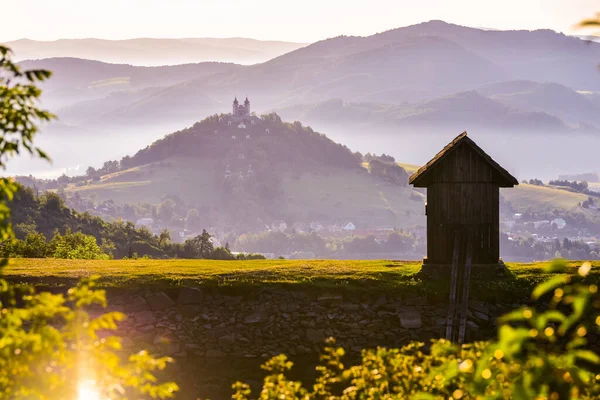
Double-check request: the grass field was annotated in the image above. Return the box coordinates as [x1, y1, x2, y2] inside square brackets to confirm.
[5, 258, 599, 300]
[502, 184, 591, 212]
[282, 167, 425, 227]
[588, 182, 600, 193]
[397, 162, 420, 174]
[67, 157, 220, 205]
[67, 156, 427, 228]
[4, 259, 422, 288]
[66, 157, 595, 224]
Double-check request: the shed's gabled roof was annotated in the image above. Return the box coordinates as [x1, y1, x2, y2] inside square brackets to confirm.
[409, 132, 518, 187]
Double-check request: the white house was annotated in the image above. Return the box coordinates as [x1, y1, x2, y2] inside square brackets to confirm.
[136, 217, 154, 227]
[344, 222, 356, 231]
[502, 220, 516, 230]
[271, 221, 287, 232]
[534, 220, 551, 229]
[292, 222, 307, 233]
[309, 221, 324, 232]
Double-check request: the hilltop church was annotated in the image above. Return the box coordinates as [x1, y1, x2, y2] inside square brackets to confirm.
[232, 97, 251, 117]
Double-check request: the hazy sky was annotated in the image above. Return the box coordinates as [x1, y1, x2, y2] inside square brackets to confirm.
[2, 0, 599, 42]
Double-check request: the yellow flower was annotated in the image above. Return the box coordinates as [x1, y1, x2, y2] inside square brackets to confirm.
[482, 369, 492, 379]
[453, 389, 464, 399]
[459, 359, 474, 373]
[529, 329, 539, 337]
[579, 261, 592, 277]
[494, 349, 504, 360]
[544, 327, 555, 337]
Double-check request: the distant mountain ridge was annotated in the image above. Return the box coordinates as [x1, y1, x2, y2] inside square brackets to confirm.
[6, 37, 307, 66]
[476, 80, 600, 126]
[21, 20, 600, 124]
[275, 90, 592, 134]
[9, 20, 600, 179]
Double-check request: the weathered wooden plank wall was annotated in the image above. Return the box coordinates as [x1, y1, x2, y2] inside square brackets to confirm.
[425, 143, 501, 265]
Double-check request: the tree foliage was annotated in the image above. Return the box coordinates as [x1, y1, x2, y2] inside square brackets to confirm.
[234, 261, 600, 399]
[0, 277, 177, 399]
[0, 45, 178, 398]
[183, 229, 214, 258]
[49, 229, 109, 259]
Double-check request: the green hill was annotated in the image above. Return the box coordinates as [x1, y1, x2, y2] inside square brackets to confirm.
[62, 113, 598, 231]
[501, 184, 594, 212]
[66, 114, 425, 230]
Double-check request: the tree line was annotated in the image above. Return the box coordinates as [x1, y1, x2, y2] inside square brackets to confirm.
[233, 229, 424, 258]
[5, 184, 264, 260]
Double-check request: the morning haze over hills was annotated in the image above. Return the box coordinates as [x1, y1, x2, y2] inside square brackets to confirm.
[9, 20, 600, 181]
[6, 20, 597, 233]
[6, 5, 600, 399]
[7, 19, 600, 261]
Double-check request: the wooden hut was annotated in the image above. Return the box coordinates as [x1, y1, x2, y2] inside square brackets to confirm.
[409, 132, 518, 274]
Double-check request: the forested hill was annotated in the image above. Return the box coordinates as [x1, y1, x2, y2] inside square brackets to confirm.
[57, 113, 423, 231]
[119, 113, 361, 170]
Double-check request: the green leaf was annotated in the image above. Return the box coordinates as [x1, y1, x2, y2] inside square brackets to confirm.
[532, 275, 569, 300]
[575, 349, 600, 364]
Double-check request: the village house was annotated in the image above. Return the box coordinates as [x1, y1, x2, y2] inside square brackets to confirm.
[343, 222, 356, 231]
[136, 217, 154, 227]
[534, 220, 551, 229]
[292, 222, 307, 233]
[309, 221, 324, 232]
[270, 221, 287, 232]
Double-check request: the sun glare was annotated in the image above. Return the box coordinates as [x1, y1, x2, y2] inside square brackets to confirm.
[77, 380, 101, 400]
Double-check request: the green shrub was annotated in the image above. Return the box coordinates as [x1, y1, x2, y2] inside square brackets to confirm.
[233, 260, 600, 399]
[211, 246, 236, 260]
[236, 253, 267, 260]
[0, 276, 178, 399]
[50, 229, 109, 260]
[0, 43, 177, 399]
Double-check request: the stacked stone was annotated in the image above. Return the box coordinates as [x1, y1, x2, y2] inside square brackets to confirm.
[101, 286, 510, 360]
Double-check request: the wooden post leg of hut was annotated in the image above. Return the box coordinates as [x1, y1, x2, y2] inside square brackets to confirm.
[458, 233, 474, 344]
[445, 231, 461, 341]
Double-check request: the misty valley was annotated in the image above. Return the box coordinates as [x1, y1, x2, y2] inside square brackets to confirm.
[2, 9, 600, 400]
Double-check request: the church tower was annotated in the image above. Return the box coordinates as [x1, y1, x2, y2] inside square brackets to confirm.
[232, 97, 239, 115]
[244, 97, 251, 115]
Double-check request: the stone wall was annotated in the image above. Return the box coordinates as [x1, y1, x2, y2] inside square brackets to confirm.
[99, 285, 513, 399]
[106, 286, 508, 358]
